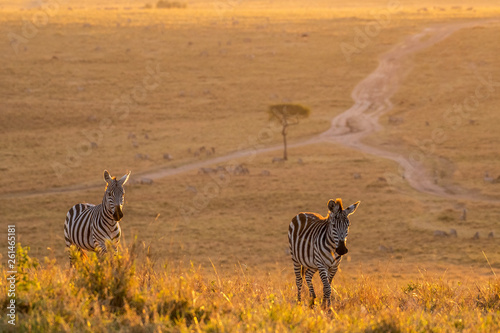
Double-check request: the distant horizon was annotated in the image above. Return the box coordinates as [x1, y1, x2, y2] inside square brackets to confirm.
[0, 0, 497, 10]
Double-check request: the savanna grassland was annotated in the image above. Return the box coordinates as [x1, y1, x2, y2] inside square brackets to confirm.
[1, 0, 500, 331]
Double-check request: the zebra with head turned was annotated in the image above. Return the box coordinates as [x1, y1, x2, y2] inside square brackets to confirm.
[288, 198, 360, 307]
[64, 170, 131, 265]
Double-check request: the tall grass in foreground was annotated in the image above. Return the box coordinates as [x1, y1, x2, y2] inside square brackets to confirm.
[1, 244, 499, 332]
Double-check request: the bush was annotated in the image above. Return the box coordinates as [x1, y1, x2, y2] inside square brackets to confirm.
[156, 0, 187, 9]
[71, 242, 145, 314]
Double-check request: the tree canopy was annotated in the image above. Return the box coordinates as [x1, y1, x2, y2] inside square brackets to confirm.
[267, 103, 311, 160]
[268, 104, 311, 122]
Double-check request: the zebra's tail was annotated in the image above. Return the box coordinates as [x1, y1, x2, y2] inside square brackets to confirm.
[300, 265, 305, 278]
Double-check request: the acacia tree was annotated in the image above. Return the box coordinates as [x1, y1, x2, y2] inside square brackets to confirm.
[268, 103, 310, 161]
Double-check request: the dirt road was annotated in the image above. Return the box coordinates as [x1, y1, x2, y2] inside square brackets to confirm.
[143, 20, 498, 202]
[320, 21, 498, 201]
[4, 20, 498, 201]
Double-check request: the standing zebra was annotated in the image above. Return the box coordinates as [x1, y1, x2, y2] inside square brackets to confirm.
[64, 170, 131, 265]
[288, 198, 360, 307]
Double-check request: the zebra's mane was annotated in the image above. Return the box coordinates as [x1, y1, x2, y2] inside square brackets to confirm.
[300, 212, 330, 224]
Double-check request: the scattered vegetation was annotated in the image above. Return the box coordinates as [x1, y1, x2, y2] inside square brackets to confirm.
[156, 0, 187, 9]
[438, 209, 456, 222]
[2, 244, 499, 332]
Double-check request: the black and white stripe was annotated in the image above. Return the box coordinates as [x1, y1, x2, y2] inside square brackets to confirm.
[64, 170, 131, 264]
[288, 198, 360, 306]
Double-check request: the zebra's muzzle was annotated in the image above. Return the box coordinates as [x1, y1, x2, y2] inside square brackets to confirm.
[336, 241, 348, 256]
[113, 206, 124, 221]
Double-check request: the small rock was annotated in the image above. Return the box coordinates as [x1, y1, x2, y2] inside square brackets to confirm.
[198, 167, 215, 174]
[484, 172, 494, 183]
[135, 153, 149, 160]
[378, 245, 393, 252]
[186, 185, 197, 193]
[234, 164, 249, 175]
[140, 178, 153, 185]
[434, 230, 449, 237]
[388, 116, 404, 125]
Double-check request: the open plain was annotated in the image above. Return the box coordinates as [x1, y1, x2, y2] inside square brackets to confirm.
[1, 0, 500, 331]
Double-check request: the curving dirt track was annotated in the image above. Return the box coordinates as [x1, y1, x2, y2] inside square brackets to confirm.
[320, 20, 499, 201]
[4, 20, 499, 201]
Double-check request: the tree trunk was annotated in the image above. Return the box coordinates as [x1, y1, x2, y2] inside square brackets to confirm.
[282, 123, 288, 161]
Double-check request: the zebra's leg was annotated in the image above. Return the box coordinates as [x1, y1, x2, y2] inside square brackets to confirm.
[293, 261, 303, 303]
[96, 238, 119, 256]
[328, 255, 342, 285]
[68, 247, 76, 268]
[112, 242, 118, 254]
[64, 223, 74, 265]
[69, 246, 87, 267]
[95, 243, 107, 256]
[304, 268, 317, 305]
[318, 267, 332, 308]
[66, 242, 73, 266]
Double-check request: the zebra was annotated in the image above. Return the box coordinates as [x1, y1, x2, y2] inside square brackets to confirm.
[64, 170, 131, 265]
[288, 198, 360, 307]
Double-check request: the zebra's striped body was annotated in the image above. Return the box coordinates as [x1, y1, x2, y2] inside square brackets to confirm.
[288, 198, 359, 306]
[64, 170, 131, 264]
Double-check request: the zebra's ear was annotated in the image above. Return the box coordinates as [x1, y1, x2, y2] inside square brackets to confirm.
[345, 201, 360, 216]
[118, 171, 131, 186]
[328, 198, 343, 214]
[104, 170, 113, 183]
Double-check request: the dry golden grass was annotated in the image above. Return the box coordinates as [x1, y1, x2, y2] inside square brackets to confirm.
[1, 244, 499, 332]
